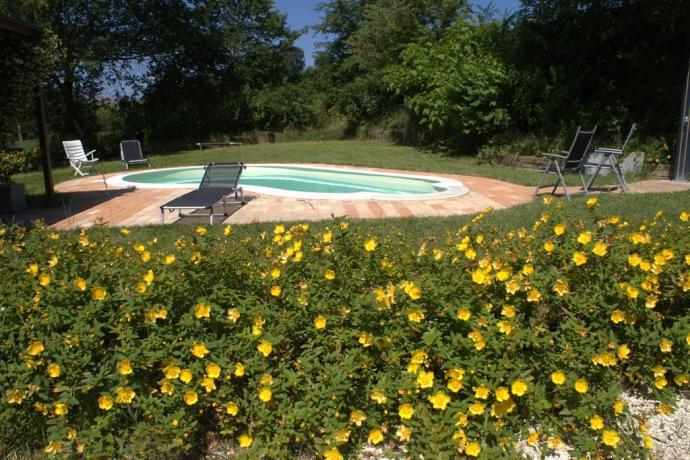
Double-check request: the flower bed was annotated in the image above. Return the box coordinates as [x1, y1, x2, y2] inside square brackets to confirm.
[1, 200, 689, 458]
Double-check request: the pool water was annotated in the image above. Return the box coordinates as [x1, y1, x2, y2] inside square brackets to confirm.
[109, 164, 468, 200]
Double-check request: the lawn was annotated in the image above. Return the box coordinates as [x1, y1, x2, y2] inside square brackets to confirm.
[12, 140, 648, 204]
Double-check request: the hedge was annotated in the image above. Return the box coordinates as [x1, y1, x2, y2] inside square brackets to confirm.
[1, 198, 689, 459]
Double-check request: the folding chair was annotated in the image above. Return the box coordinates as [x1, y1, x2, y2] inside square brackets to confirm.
[62, 140, 99, 176]
[534, 126, 597, 200]
[120, 140, 151, 169]
[584, 123, 636, 193]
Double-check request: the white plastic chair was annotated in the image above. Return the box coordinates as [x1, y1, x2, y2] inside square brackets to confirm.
[62, 140, 99, 176]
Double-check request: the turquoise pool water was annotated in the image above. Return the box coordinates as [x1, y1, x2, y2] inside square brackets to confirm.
[119, 165, 451, 196]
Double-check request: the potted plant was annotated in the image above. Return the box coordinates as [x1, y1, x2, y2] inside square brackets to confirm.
[0, 150, 27, 214]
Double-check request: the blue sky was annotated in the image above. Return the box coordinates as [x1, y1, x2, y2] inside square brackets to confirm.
[274, 0, 521, 67]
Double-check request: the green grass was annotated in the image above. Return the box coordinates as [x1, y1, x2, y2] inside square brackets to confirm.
[12, 140, 646, 205]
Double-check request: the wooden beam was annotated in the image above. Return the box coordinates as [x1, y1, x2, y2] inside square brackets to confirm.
[0, 15, 43, 39]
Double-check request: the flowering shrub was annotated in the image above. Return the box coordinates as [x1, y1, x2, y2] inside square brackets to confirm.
[1, 201, 689, 458]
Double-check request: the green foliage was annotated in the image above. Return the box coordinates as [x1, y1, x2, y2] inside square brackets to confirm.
[252, 81, 327, 131]
[1, 203, 690, 457]
[385, 21, 510, 150]
[0, 150, 26, 184]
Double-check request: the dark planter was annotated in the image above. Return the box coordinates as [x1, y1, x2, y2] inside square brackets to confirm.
[0, 182, 27, 214]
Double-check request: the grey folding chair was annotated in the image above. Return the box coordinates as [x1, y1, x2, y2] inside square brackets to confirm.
[160, 162, 246, 224]
[534, 126, 597, 200]
[120, 140, 151, 169]
[584, 123, 636, 193]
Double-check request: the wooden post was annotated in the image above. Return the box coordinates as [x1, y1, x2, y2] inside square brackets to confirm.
[35, 83, 54, 204]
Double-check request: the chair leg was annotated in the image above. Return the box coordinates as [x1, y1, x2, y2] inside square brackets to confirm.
[534, 161, 551, 196]
[554, 163, 569, 200]
[160, 209, 164, 224]
[579, 172, 589, 195]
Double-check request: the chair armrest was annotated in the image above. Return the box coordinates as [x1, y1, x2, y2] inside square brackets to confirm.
[86, 149, 97, 159]
[593, 148, 623, 155]
[539, 152, 567, 159]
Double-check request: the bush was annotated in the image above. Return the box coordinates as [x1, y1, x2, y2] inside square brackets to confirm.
[1, 202, 689, 458]
[0, 150, 27, 184]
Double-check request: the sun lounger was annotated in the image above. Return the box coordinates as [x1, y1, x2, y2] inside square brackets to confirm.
[62, 140, 99, 176]
[120, 140, 151, 169]
[160, 162, 245, 224]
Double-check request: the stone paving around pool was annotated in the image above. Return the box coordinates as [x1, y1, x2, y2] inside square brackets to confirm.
[5, 165, 690, 230]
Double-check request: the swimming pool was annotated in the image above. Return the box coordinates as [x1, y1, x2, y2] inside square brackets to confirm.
[106, 164, 469, 200]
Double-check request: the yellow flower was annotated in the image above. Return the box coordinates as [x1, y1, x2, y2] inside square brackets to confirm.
[592, 242, 608, 256]
[159, 381, 174, 395]
[655, 377, 667, 389]
[314, 315, 327, 329]
[164, 254, 175, 265]
[334, 428, 351, 443]
[225, 402, 239, 416]
[554, 224, 566, 235]
[115, 387, 136, 404]
[26, 263, 38, 276]
[270, 267, 281, 280]
[163, 365, 181, 380]
[322, 230, 332, 242]
[660, 339, 672, 353]
[497, 320, 513, 335]
[590, 415, 605, 430]
[399, 403, 414, 419]
[136, 282, 147, 294]
[91, 286, 107, 301]
[39, 273, 51, 286]
[260, 374, 273, 385]
[53, 402, 68, 416]
[324, 447, 344, 460]
[184, 391, 198, 405]
[447, 379, 463, 393]
[403, 281, 422, 299]
[572, 251, 588, 266]
[628, 253, 642, 266]
[270, 285, 281, 297]
[370, 390, 387, 404]
[47, 363, 61, 378]
[511, 379, 528, 396]
[613, 398, 625, 415]
[626, 286, 639, 299]
[74, 278, 87, 291]
[610, 310, 625, 324]
[44, 441, 62, 454]
[577, 231, 592, 245]
[27, 341, 44, 356]
[681, 211, 690, 222]
[407, 308, 425, 323]
[252, 315, 265, 336]
[586, 197, 599, 209]
[324, 269, 336, 280]
[227, 308, 240, 323]
[602, 430, 621, 447]
[474, 386, 490, 399]
[259, 387, 272, 402]
[238, 434, 252, 448]
[358, 331, 373, 347]
[575, 379, 588, 393]
[469, 402, 485, 416]
[527, 431, 539, 446]
[191, 343, 209, 358]
[140, 251, 151, 262]
[194, 302, 211, 319]
[522, 264, 534, 275]
[349, 410, 367, 426]
[501, 305, 516, 317]
[368, 428, 384, 445]
[526, 288, 541, 302]
[195, 226, 206, 236]
[644, 435, 654, 449]
[364, 239, 377, 252]
[552, 279, 570, 296]
[428, 391, 451, 410]
[234, 362, 245, 377]
[257, 340, 273, 357]
[471, 269, 487, 285]
[617, 345, 631, 360]
[551, 371, 566, 385]
[465, 441, 481, 457]
[547, 436, 564, 449]
[98, 396, 113, 410]
[416, 370, 434, 389]
[117, 359, 133, 375]
[206, 363, 221, 379]
[494, 387, 509, 402]
[456, 308, 472, 321]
